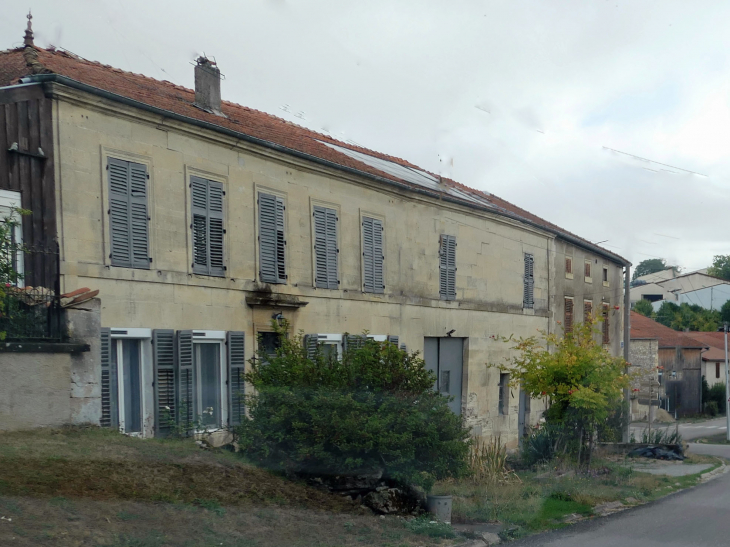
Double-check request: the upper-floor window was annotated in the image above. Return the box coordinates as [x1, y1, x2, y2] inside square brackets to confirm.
[439, 234, 457, 301]
[362, 216, 384, 294]
[584, 260, 592, 283]
[190, 176, 225, 277]
[565, 256, 573, 279]
[108, 157, 150, 269]
[313, 205, 339, 289]
[603, 266, 609, 287]
[523, 253, 534, 308]
[564, 297, 574, 334]
[584, 300, 592, 322]
[258, 192, 286, 284]
[602, 303, 610, 345]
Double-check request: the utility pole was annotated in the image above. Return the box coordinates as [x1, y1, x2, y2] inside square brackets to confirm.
[723, 321, 730, 441]
[623, 265, 631, 443]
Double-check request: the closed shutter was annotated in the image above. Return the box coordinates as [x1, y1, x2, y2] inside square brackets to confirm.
[304, 334, 319, 359]
[152, 329, 175, 437]
[259, 193, 286, 283]
[584, 261, 591, 279]
[100, 327, 118, 428]
[344, 334, 366, 352]
[584, 300, 592, 322]
[400, 344, 407, 352]
[564, 298, 574, 334]
[191, 176, 225, 277]
[176, 330, 194, 429]
[227, 331, 246, 426]
[108, 158, 149, 269]
[387, 335, 399, 347]
[362, 217, 384, 294]
[602, 303, 610, 344]
[439, 235, 456, 300]
[313, 206, 339, 289]
[523, 253, 534, 309]
[565, 257, 572, 274]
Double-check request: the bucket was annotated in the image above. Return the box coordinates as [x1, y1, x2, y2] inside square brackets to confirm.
[426, 495, 452, 524]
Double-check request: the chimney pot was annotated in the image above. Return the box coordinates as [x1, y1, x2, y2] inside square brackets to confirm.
[194, 56, 224, 117]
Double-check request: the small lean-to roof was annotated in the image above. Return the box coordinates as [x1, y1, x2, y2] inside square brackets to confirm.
[630, 311, 707, 349]
[0, 45, 629, 266]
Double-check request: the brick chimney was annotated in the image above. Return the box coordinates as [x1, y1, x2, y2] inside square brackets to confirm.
[194, 57, 224, 116]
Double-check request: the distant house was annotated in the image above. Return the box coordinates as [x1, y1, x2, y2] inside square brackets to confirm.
[631, 269, 730, 311]
[630, 312, 706, 417]
[688, 332, 728, 389]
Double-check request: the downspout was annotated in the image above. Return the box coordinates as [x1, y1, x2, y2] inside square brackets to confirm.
[623, 265, 631, 442]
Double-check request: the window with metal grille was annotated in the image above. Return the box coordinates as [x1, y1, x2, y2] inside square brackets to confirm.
[523, 253, 534, 308]
[107, 157, 150, 269]
[564, 297, 574, 334]
[313, 206, 339, 289]
[584, 300, 592, 323]
[190, 176, 225, 277]
[439, 235, 457, 300]
[602, 303, 610, 344]
[498, 373, 510, 415]
[258, 192, 286, 283]
[362, 217, 384, 294]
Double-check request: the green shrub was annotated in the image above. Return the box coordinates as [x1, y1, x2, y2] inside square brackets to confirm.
[235, 322, 471, 491]
[708, 383, 726, 414]
[521, 424, 561, 466]
[707, 401, 719, 417]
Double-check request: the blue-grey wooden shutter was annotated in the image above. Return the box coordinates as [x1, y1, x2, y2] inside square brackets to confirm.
[153, 329, 175, 437]
[100, 327, 118, 428]
[259, 193, 286, 283]
[191, 177, 225, 277]
[314, 206, 339, 289]
[129, 162, 150, 269]
[344, 334, 366, 352]
[387, 335, 399, 347]
[439, 235, 456, 300]
[227, 331, 246, 426]
[176, 330, 194, 428]
[362, 217, 384, 294]
[400, 343, 407, 352]
[108, 158, 150, 269]
[523, 253, 534, 309]
[304, 334, 319, 359]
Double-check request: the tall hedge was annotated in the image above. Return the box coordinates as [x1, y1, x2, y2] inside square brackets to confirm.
[235, 323, 471, 491]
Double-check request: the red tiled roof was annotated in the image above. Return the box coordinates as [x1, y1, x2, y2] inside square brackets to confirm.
[630, 311, 707, 349]
[0, 45, 627, 264]
[687, 332, 728, 361]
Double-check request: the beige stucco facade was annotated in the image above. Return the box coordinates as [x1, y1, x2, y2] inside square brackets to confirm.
[47, 83, 625, 445]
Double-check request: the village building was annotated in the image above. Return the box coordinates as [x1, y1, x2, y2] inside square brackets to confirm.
[0, 22, 629, 444]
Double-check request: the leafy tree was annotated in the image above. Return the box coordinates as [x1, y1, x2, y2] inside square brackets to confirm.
[0, 207, 28, 341]
[632, 299, 654, 317]
[655, 301, 720, 332]
[632, 259, 676, 281]
[721, 299, 730, 325]
[236, 321, 471, 492]
[493, 318, 628, 466]
[708, 255, 730, 281]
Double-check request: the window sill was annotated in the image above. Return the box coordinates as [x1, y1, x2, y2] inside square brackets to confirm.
[603, 281, 610, 287]
[565, 273, 574, 280]
[585, 278, 593, 284]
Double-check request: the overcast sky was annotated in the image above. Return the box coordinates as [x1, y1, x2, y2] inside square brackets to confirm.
[3, 1, 730, 271]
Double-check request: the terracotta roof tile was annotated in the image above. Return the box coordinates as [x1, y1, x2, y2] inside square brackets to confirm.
[0, 46, 626, 264]
[630, 311, 707, 349]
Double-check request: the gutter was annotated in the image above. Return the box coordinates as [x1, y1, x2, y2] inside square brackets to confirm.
[19, 73, 630, 267]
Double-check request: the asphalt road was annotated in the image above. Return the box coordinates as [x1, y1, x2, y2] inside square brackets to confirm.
[514, 433, 730, 546]
[631, 416, 729, 441]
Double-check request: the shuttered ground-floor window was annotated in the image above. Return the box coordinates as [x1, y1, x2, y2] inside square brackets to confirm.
[100, 328, 246, 437]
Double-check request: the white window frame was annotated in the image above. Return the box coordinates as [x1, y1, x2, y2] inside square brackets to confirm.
[314, 333, 344, 359]
[0, 190, 23, 287]
[110, 328, 152, 436]
[368, 335, 387, 342]
[192, 330, 227, 430]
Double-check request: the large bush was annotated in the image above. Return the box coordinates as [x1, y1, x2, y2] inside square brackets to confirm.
[235, 323, 471, 491]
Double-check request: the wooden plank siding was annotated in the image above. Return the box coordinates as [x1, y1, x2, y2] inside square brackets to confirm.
[0, 84, 57, 288]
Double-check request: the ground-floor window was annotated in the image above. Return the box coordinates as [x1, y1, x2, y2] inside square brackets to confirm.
[112, 338, 143, 434]
[194, 341, 222, 428]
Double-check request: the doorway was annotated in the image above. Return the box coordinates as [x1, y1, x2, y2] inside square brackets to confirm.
[424, 337, 464, 415]
[112, 339, 143, 434]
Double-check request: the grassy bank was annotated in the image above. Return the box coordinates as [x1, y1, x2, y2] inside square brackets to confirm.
[0, 427, 459, 547]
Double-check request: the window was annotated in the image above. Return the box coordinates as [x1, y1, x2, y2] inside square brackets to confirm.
[603, 266, 609, 285]
[258, 331, 283, 357]
[498, 373, 510, 415]
[177, 331, 226, 430]
[191, 176, 225, 276]
[313, 206, 339, 289]
[362, 216, 384, 294]
[584, 260, 592, 283]
[717, 362, 721, 379]
[602, 303, 610, 344]
[564, 297, 574, 333]
[0, 190, 23, 283]
[108, 157, 150, 269]
[584, 300, 592, 322]
[194, 342, 221, 428]
[258, 192, 286, 283]
[304, 333, 343, 359]
[439, 234, 457, 300]
[523, 253, 534, 309]
[565, 256, 573, 279]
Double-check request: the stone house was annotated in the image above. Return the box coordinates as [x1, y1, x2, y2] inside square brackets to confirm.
[629, 312, 705, 417]
[0, 27, 629, 445]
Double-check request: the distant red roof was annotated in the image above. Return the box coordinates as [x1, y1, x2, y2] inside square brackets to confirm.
[630, 311, 707, 349]
[688, 331, 728, 361]
[0, 45, 627, 265]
